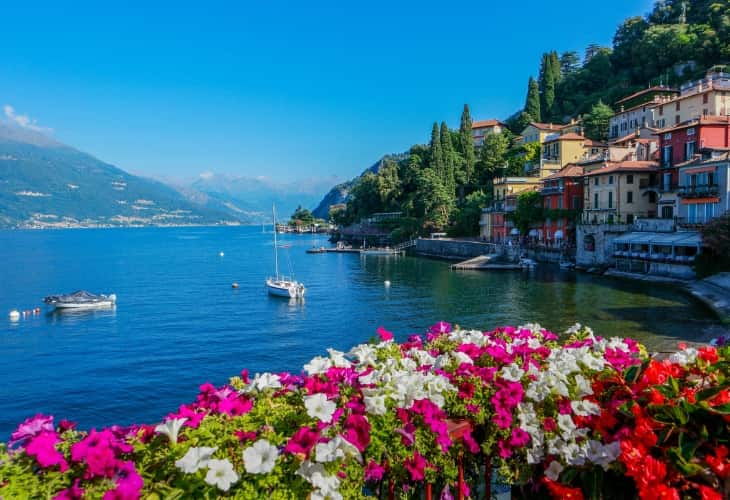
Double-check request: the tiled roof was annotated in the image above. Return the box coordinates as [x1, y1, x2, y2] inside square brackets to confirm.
[472, 119, 505, 129]
[529, 122, 565, 131]
[584, 139, 608, 147]
[658, 115, 730, 133]
[583, 160, 658, 176]
[615, 86, 678, 106]
[543, 164, 584, 180]
[544, 132, 586, 142]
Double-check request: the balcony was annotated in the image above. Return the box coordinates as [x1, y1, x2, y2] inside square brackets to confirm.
[541, 185, 564, 195]
[677, 184, 720, 198]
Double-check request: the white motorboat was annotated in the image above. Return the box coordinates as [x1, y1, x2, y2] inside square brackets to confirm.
[266, 205, 305, 299]
[43, 290, 116, 309]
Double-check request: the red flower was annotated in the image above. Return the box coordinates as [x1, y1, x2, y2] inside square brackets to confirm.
[636, 455, 667, 490]
[542, 477, 584, 500]
[697, 485, 722, 500]
[698, 346, 719, 364]
[639, 484, 680, 500]
[706, 445, 730, 480]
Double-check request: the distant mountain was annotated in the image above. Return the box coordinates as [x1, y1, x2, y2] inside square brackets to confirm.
[173, 173, 340, 224]
[312, 153, 407, 219]
[0, 122, 239, 228]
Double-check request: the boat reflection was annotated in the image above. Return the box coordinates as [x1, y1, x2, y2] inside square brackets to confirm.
[44, 305, 117, 325]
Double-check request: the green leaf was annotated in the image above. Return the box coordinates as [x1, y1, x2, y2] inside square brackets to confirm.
[708, 403, 730, 414]
[678, 432, 700, 462]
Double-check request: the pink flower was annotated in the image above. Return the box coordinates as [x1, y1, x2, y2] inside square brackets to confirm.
[543, 417, 557, 432]
[9, 414, 55, 447]
[497, 439, 512, 458]
[167, 404, 205, 428]
[283, 426, 319, 456]
[25, 431, 68, 471]
[492, 407, 512, 430]
[404, 451, 428, 481]
[342, 414, 371, 452]
[53, 479, 84, 500]
[509, 428, 530, 448]
[396, 423, 417, 447]
[377, 326, 394, 341]
[364, 459, 386, 481]
[103, 461, 143, 500]
[234, 430, 257, 443]
[462, 430, 480, 454]
[59, 420, 77, 433]
[427, 321, 451, 340]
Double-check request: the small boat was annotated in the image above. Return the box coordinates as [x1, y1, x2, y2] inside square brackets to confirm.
[266, 205, 305, 299]
[519, 258, 537, 269]
[306, 246, 327, 254]
[43, 290, 116, 309]
[559, 260, 576, 270]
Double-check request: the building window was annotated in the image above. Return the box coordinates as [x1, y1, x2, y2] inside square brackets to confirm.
[608, 175, 614, 185]
[608, 191, 613, 209]
[626, 174, 634, 184]
[704, 108, 709, 116]
[659, 105, 664, 116]
[703, 93, 709, 104]
[675, 115, 680, 125]
[648, 191, 657, 203]
[662, 206, 673, 219]
[594, 177, 599, 186]
[685, 141, 696, 160]
[676, 101, 681, 111]
[662, 146, 673, 167]
[572, 196, 580, 209]
[594, 193, 599, 209]
[687, 127, 695, 136]
[627, 191, 633, 203]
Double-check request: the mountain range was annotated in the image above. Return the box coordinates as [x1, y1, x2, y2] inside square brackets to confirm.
[0, 121, 338, 228]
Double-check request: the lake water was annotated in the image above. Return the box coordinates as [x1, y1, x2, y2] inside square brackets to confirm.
[0, 226, 721, 439]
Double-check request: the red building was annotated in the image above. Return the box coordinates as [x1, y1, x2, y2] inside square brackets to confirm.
[539, 164, 584, 246]
[658, 116, 730, 218]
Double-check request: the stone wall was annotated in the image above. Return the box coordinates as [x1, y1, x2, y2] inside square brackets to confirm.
[576, 224, 632, 267]
[414, 238, 500, 260]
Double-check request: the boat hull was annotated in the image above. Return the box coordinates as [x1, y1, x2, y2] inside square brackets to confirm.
[266, 279, 305, 298]
[53, 301, 115, 309]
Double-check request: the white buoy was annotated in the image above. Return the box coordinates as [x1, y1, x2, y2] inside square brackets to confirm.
[219, 251, 225, 257]
[9, 310, 20, 321]
[384, 280, 391, 287]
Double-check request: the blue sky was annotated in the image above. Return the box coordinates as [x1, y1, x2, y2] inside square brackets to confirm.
[1, 0, 653, 183]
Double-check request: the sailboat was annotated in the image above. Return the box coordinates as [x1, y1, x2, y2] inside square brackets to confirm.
[266, 205, 306, 299]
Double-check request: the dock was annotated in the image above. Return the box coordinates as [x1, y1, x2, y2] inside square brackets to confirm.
[451, 255, 523, 270]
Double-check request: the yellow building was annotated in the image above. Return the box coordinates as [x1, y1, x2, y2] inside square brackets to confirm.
[654, 67, 730, 129]
[519, 122, 564, 146]
[492, 176, 542, 201]
[582, 161, 659, 224]
[541, 133, 607, 176]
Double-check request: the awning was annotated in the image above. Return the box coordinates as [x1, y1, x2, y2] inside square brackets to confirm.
[510, 228, 520, 235]
[554, 230, 564, 239]
[613, 231, 702, 248]
[528, 229, 538, 236]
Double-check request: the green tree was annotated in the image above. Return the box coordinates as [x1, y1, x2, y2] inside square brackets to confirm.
[524, 77, 541, 122]
[584, 100, 614, 142]
[376, 159, 401, 210]
[510, 190, 543, 236]
[559, 51, 581, 76]
[430, 122, 444, 181]
[449, 190, 490, 237]
[477, 133, 510, 186]
[539, 51, 560, 121]
[415, 168, 453, 230]
[457, 104, 476, 189]
[440, 121, 456, 195]
[290, 206, 315, 226]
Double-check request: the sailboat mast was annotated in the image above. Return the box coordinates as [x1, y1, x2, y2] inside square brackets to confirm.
[272, 205, 279, 280]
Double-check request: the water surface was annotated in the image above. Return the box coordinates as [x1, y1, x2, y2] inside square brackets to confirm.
[0, 227, 720, 438]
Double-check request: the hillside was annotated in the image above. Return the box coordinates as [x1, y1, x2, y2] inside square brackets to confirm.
[0, 122, 239, 228]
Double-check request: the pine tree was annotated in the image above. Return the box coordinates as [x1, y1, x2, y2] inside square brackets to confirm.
[524, 77, 541, 123]
[538, 52, 560, 121]
[458, 104, 476, 189]
[430, 122, 444, 180]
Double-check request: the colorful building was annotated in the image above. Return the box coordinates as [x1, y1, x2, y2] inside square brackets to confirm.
[539, 164, 584, 246]
[657, 115, 730, 219]
[582, 161, 659, 224]
[541, 133, 607, 175]
[471, 119, 506, 147]
[654, 67, 730, 129]
[677, 150, 730, 226]
[609, 86, 678, 139]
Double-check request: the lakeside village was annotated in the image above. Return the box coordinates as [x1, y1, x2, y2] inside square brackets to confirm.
[318, 66, 730, 290]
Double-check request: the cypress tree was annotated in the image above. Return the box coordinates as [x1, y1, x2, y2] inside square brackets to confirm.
[524, 77, 541, 123]
[539, 52, 559, 121]
[430, 122, 444, 179]
[458, 104, 476, 188]
[440, 121, 456, 195]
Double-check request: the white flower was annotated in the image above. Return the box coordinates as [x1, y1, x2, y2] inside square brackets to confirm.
[250, 372, 282, 392]
[243, 439, 279, 474]
[669, 347, 698, 366]
[297, 460, 326, 480]
[205, 458, 239, 491]
[557, 414, 576, 434]
[573, 374, 594, 397]
[358, 370, 378, 385]
[349, 344, 377, 366]
[155, 417, 187, 444]
[452, 351, 473, 365]
[304, 356, 332, 375]
[545, 460, 564, 481]
[364, 394, 387, 415]
[304, 393, 337, 422]
[175, 446, 218, 473]
[297, 461, 342, 499]
[327, 348, 351, 368]
[315, 438, 345, 463]
[501, 363, 525, 382]
[571, 399, 601, 417]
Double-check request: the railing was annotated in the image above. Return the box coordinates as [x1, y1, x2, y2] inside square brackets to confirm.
[677, 184, 720, 197]
[541, 186, 564, 195]
[394, 239, 416, 251]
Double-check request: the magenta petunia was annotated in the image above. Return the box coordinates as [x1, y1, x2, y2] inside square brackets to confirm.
[364, 459, 386, 481]
[53, 479, 84, 500]
[404, 451, 428, 481]
[377, 326, 394, 341]
[342, 414, 371, 452]
[509, 427, 530, 448]
[283, 426, 319, 456]
[9, 414, 55, 448]
[25, 431, 68, 471]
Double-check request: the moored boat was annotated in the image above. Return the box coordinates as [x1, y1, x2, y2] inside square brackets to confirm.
[266, 205, 305, 299]
[43, 290, 116, 309]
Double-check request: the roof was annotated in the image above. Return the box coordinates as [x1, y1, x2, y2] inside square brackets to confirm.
[543, 164, 584, 180]
[472, 119, 505, 129]
[544, 132, 588, 143]
[528, 122, 565, 131]
[676, 151, 730, 168]
[615, 86, 679, 106]
[659, 115, 730, 133]
[582, 160, 658, 177]
[613, 231, 701, 247]
[584, 139, 608, 147]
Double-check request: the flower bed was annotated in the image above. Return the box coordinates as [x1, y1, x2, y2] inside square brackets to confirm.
[1, 322, 728, 499]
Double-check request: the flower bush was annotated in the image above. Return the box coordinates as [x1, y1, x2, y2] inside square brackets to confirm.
[0, 322, 728, 499]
